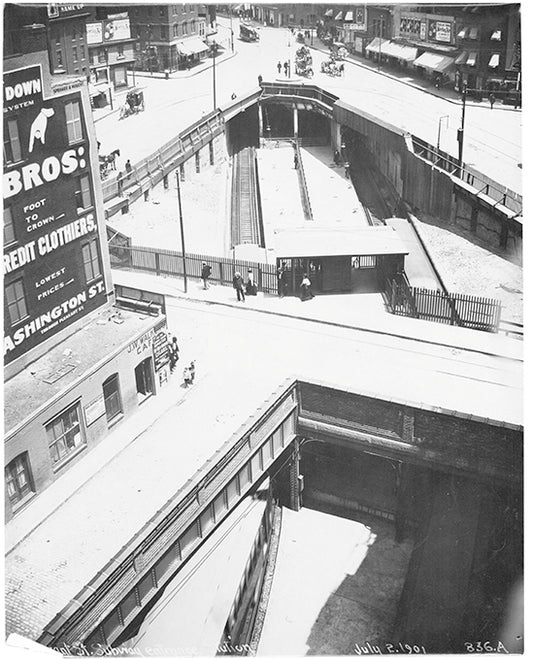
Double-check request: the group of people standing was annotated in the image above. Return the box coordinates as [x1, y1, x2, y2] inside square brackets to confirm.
[167, 333, 196, 388]
[277, 261, 314, 301]
[277, 60, 291, 77]
[233, 269, 257, 301]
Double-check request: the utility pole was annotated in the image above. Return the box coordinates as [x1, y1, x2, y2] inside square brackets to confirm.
[212, 43, 217, 110]
[176, 171, 188, 293]
[457, 82, 467, 166]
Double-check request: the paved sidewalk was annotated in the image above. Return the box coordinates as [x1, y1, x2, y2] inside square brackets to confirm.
[111, 269, 523, 361]
[306, 38, 521, 113]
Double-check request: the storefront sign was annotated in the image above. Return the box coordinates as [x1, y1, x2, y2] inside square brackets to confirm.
[153, 330, 170, 371]
[84, 395, 106, 426]
[400, 17, 421, 37]
[128, 328, 156, 355]
[429, 20, 451, 43]
[3, 65, 106, 364]
[420, 22, 427, 40]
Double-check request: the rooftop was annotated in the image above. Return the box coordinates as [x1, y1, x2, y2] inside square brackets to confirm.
[4, 305, 163, 436]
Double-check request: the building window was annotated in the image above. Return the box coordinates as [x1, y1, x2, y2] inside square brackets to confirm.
[98, 48, 106, 63]
[159, 6, 165, 17]
[82, 238, 101, 282]
[195, 151, 200, 173]
[117, 43, 124, 57]
[4, 206, 16, 245]
[74, 174, 93, 213]
[182, 21, 188, 35]
[73, 45, 78, 62]
[103, 374, 122, 422]
[56, 49, 64, 68]
[5, 278, 28, 325]
[72, 25, 78, 40]
[173, 23, 179, 37]
[161, 25, 169, 40]
[5, 453, 34, 506]
[65, 100, 82, 143]
[3, 118, 22, 163]
[80, 44, 85, 59]
[46, 403, 85, 465]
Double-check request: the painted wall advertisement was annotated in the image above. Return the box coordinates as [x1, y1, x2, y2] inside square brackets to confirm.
[87, 17, 131, 44]
[3, 65, 106, 364]
[428, 20, 452, 43]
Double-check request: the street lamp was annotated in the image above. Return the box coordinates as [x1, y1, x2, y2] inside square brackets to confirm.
[457, 82, 467, 167]
[437, 115, 449, 152]
[211, 42, 217, 110]
[175, 170, 188, 293]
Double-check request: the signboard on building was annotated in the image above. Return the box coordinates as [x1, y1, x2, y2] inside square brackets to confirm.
[152, 330, 169, 371]
[345, 7, 366, 31]
[428, 20, 452, 43]
[87, 17, 131, 44]
[400, 16, 422, 38]
[47, 4, 85, 19]
[84, 395, 106, 426]
[3, 65, 107, 364]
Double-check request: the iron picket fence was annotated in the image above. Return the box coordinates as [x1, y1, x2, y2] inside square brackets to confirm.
[108, 243, 279, 295]
[385, 277, 501, 332]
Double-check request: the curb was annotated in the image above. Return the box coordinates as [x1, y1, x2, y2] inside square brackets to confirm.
[94, 50, 238, 124]
[308, 42, 521, 112]
[158, 281, 521, 361]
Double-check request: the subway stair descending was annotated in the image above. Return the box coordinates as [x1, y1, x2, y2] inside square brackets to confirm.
[231, 147, 262, 247]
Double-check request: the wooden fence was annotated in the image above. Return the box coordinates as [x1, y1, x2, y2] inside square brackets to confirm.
[385, 276, 501, 332]
[108, 243, 279, 294]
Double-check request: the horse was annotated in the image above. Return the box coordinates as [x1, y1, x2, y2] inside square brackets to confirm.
[104, 149, 120, 171]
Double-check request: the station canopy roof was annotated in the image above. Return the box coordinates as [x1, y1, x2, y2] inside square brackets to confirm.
[413, 51, 456, 72]
[273, 226, 409, 258]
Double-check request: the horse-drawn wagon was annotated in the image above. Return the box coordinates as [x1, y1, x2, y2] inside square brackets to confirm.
[295, 45, 313, 78]
[119, 88, 145, 120]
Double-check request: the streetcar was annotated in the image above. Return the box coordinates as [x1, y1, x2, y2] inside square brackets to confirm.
[239, 23, 259, 42]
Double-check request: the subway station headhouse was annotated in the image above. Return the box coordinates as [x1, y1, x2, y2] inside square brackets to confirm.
[4, 27, 170, 521]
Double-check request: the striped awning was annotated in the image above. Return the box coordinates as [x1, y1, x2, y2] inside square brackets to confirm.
[413, 51, 456, 73]
[177, 42, 192, 55]
[187, 37, 209, 54]
[365, 37, 388, 54]
[334, 11, 343, 21]
[455, 51, 468, 65]
[344, 11, 353, 22]
[488, 53, 500, 68]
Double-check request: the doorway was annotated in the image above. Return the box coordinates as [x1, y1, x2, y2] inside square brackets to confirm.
[135, 357, 154, 403]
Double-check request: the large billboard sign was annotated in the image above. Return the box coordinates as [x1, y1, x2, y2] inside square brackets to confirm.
[3, 65, 107, 364]
[87, 17, 131, 44]
[428, 20, 452, 43]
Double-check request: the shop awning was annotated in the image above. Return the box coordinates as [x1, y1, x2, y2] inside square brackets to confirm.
[344, 11, 353, 22]
[457, 27, 467, 39]
[455, 51, 468, 65]
[491, 29, 502, 41]
[466, 51, 477, 66]
[334, 11, 343, 21]
[413, 51, 456, 73]
[365, 37, 388, 54]
[324, 9, 333, 17]
[274, 226, 409, 259]
[380, 41, 418, 62]
[177, 42, 192, 56]
[488, 53, 500, 68]
[186, 37, 209, 54]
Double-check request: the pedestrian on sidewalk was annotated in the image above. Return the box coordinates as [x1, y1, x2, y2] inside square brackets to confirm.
[168, 335, 180, 371]
[189, 360, 196, 384]
[183, 364, 192, 387]
[258, 74, 263, 86]
[245, 268, 257, 296]
[489, 93, 495, 109]
[201, 261, 212, 289]
[277, 61, 282, 74]
[233, 271, 245, 302]
[339, 62, 344, 76]
[344, 161, 350, 178]
[334, 149, 340, 165]
[300, 273, 314, 301]
[294, 153, 299, 169]
[277, 261, 288, 297]
[125, 159, 132, 177]
[284, 61, 288, 77]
